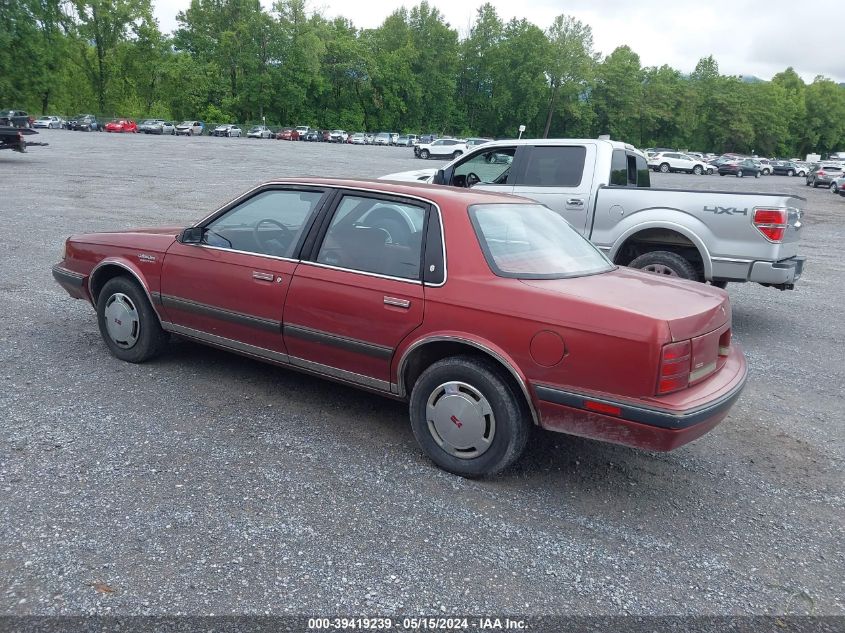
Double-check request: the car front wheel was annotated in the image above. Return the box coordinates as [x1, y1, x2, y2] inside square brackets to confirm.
[419, 149, 430, 159]
[693, 165, 703, 175]
[96, 276, 168, 363]
[659, 163, 670, 173]
[409, 356, 531, 478]
[737, 170, 744, 178]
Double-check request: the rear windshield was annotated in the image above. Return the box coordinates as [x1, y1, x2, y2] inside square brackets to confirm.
[469, 204, 614, 279]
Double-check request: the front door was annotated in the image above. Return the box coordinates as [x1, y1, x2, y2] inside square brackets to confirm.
[283, 192, 428, 389]
[160, 187, 328, 355]
[446, 145, 519, 193]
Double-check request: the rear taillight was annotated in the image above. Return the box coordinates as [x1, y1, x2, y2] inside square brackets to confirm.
[753, 208, 787, 242]
[658, 340, 691, 394]
[718, 330, 731, 358]
[818, 170, 826, 177]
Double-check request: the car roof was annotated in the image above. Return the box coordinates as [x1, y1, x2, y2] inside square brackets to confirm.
[266, 178, 530, 207]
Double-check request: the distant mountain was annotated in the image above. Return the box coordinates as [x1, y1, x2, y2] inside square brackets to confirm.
[740, 75, 763, 83]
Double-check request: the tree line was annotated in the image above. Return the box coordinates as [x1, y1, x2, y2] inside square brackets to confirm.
[3, 0, 845, 156]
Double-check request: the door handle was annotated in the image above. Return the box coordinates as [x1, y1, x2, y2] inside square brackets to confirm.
[566, 198, 584, 207]
[384, 296, 410, 308]
[252, 271, 274, 282]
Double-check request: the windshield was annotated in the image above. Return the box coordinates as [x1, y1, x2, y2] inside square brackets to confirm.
[469, 204, 614, 279]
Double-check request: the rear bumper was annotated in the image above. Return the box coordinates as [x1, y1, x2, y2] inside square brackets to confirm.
[748, 256, 805, 286]
[533, 346, 747, 451]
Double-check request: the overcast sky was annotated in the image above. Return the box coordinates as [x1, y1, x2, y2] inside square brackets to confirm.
[153, 0, 844, 83]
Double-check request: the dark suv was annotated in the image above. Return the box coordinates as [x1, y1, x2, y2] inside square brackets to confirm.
[68, 114, 101, 131]
[806, 163, 844, 188]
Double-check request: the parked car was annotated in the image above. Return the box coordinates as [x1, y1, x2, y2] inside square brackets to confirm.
[0, 110, 33, 127]
[212, 124, 241, 137]
[140, 120, 175, 135]
[68, 114, 101, 131]
[350, 132, 367, 145]
[304, 130, 322, 142]
[295, 125, 311, 139]
[383, 137, 805, 291]
[718, 159, 761, 178]
[830, 175, 845, 194]
[105, 119, 138, 133]
[276, 127, 300, 141]
[52, 177, 747, 477]
[364, 133, 375, 144]
[756, 159, 773, 175]
[648, 152, 708, 175]
[247, 125, 273, 139]
[806, 163, 844, 188]
[33, 115, 63, 129]
[415, 138, 468, 160]
[389, 133, 399, 145]
[771, 161, 805, 177]
[175, 120, 204, 136]
[374, 132, 392, 146]
[466, 138, 493, 148]
[321, 130, 332, 142]
[329, 130, 346, 143]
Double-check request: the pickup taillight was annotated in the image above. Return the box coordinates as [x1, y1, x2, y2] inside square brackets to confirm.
[753, 208, 788, 242]
[657, 340, 691, 395]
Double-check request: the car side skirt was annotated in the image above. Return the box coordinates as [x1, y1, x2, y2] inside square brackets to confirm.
[162, 322, 399, 396]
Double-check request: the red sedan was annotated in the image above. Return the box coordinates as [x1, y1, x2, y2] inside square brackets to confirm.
[52, 179, 746, 477]
[276, 128, 299, 141]
[105, 119, 138, 133]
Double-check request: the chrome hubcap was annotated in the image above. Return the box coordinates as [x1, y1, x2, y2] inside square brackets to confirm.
[642, 264, 678, 276]
[104, 293, 140, 349]
[426, 381, 495, 459]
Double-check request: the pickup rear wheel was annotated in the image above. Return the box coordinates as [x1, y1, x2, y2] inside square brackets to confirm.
[409, 356, 530, 478]
[629, 251, 699, 281]
[96, 276, 168, 363]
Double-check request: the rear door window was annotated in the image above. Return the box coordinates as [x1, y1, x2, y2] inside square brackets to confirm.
[518, 146, 586, 187]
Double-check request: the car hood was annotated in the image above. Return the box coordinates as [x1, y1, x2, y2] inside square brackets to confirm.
[520, 267, 729, 341]
[379, 169, 437, 183]
[78, 226, 184, 251]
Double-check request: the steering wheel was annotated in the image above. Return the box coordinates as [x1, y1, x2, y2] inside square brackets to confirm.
[465, 172, 481, 187]
[253, 218, 292, 255]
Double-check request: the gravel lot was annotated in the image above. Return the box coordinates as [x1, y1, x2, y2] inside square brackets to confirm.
[1, 130, 843, 617]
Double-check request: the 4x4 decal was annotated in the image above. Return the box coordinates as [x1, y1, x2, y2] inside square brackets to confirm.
[703, 205, 749, 216]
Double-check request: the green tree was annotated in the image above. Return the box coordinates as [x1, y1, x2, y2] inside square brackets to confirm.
[542, 14, 596, 138]
[592, 45, 643, 144]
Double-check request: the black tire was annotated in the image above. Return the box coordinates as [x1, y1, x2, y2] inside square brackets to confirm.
[693, 165, 703, 175]
[452, 150, 462, 159]
[812, 180, 818, 188]
[659, 163, 670, 173]
[707, 168, 715, 175]
[96, 276, 168, 363]
[409, 356, 531, 478]
[419, 149, 430, 159]
[628, 250, 699, 281]
[833, 183, 839, 194]
[787, 169, 794, 176]
[737, 170, 744, 178]
[755, 172, 760, 178]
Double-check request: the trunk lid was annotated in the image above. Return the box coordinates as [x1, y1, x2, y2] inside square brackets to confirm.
[519, 267, 730, 342]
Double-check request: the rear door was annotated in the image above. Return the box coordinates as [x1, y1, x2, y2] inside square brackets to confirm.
[283, 191, 430, 388]
[510, 143, 595, 235]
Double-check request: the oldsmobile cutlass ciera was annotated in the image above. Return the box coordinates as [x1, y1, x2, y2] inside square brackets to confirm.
[53, 179, 747, 477]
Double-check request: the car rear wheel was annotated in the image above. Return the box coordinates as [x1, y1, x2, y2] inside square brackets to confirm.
[409, 356, 531, 478]
[96, 276, 168, 363]
[452, 150, 462, 159]
[787, 169, 794, 176]
[737, 170, 744, 178]
[419, 149, 430, 159]
[659, 163, 670, 173]
[693, 165, 703, 175]
[707, 168, 715, 175]
[833, 183, 839, 194]
[629, 251, 699, 281]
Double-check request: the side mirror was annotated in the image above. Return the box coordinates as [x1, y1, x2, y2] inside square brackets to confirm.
[179, 227, 204, 244]
[433, 169, 446, 185]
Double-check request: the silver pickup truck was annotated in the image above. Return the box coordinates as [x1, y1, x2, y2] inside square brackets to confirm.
[382, 138, 805, 289]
